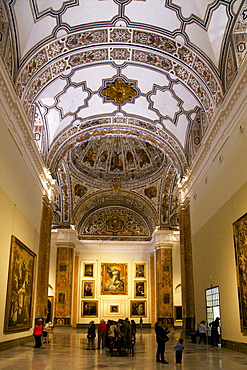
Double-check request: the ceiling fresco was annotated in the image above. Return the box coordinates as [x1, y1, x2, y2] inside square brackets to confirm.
[1, 0, 246, 239]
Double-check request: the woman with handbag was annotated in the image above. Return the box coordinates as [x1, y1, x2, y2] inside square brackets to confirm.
[154, 321, 170, 364]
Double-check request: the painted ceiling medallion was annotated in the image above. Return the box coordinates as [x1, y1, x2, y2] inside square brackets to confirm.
[101, 77, 138, 105]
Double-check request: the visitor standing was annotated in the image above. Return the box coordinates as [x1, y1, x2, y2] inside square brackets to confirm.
[154, 321, 170, 364]
[87, 321, 96, 350]
[198, 320, 208, 345]
[33, 319, 43, 348]
[174, 338, 184, 364]
[97, 319, 107, 349]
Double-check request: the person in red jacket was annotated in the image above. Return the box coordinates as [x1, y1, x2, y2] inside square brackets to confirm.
[97, 319, 107, 349]
[33, 319, 43, 348]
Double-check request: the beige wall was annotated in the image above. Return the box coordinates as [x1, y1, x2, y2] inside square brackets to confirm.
[0, 189, 41, 343]
[0, 65, 44, 343]
[190, 108, 247, 342]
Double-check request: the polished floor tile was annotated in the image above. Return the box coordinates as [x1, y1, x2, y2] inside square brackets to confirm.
[0, 328, 247, 369]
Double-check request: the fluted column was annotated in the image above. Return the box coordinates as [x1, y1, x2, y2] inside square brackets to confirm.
[152, 229, 179, 325]
[35, 197, 53, 319]
[179, 202, 195, 333]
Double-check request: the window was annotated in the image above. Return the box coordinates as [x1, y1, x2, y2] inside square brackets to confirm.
[205, 286, 220, 332]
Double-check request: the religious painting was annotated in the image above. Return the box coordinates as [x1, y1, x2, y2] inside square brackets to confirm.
[110, 305, 119, 313]
[233, 213, 247, 333]
[81, 300, 98, 317]
[84, 263, 94, 277]
[101, 263, 128, 295]
[134, 281, 147, 298]
[134, 263, 146, 278]
[82, 281, 94, 298]
[4, 236, 36, 333]
[130, 300, 147, 317]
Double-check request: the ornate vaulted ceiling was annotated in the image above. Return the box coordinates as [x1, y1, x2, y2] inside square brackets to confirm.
[1, 0, 246, 239]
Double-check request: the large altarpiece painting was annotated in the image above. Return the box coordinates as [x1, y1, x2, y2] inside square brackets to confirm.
[233, 213, 247, 333]
[101, 263, 128, 295]
[4, 236, 36, 333]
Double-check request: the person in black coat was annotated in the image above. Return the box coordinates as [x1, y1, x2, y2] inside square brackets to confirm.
[154, 321, 170, 364]
[209, 317, 220, 346]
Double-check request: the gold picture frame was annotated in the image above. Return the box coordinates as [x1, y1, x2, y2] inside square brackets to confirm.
[233, 212, 247, 333]
[130, 300, 147, 317]
[82, 280, 94, 298]
[81, 300, 98, 317]
[84, 263, 94, 277]
[110, 305, 119, 313]
[134, 280, 147, 298]
[4, 236, 36, 333]
[134, 263, 146, 278]
[101, 263, 128, 295]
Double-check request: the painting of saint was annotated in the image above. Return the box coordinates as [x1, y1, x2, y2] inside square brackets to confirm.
[233, 213, 247, 333]
[130, 301, 146, 317]
[134, 281, 147, 298]
[101, 263, 128, 295]
[82, 301, 98, 317]
[4, 236, 36, 333]
[84, 263, 94, 277]
[82, 281, 94, 298]
[135, 263, 146, 278]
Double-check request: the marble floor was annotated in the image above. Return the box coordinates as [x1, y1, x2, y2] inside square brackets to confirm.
[0, 328, 247, 370]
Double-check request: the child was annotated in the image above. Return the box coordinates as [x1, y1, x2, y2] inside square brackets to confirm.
[174, 338, 184, 364]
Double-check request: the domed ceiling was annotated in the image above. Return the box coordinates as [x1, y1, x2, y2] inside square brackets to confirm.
[1, 0, 246, 239]
[69, 135, 166, 187]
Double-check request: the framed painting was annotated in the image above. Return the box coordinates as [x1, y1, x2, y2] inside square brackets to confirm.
[82, 281, 94, 298]
[4, 235, 36, 333]
[233, 212, 247, 333]
[84, 263, 94, 277]
[101, 263, 128, 295]
[134, 281, 147, 298]
[130, 300, 147, 317]
[81, 300, 98, 317]
[134, 263, 146, 278]
[110, 305, 119, 313]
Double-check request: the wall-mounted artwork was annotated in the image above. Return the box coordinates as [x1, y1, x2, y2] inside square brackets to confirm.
[4, 236, 36, 333]
[110, 305, 119, 313]
[82, 281, 94, 298]
[81, 300, 98, 317]
[101, 263, 128, 295]
[134, 263, 146, 278]
[130, 300, 146, 317]
[84, 263, 94, 277]
[233, 212, 247, 333]
[134, 281, 147, 298]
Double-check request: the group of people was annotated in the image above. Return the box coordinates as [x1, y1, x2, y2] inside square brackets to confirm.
[33, 319, 53, 348]
[86, 318, 137, 350]
[191, 317, 221, 347]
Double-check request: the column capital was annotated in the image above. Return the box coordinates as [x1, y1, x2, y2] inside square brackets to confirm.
[151, 228, 179, 250]
[51, 228, 79, 248]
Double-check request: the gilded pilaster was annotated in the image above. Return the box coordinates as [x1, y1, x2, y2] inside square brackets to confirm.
[72, 252, 80, 328]
[152, 229, 179, 324]
[179, 203, 195, 332]
[35, 198, 53, 319]
[149, 252, 155, 326]
[52, 228, 78, 326]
